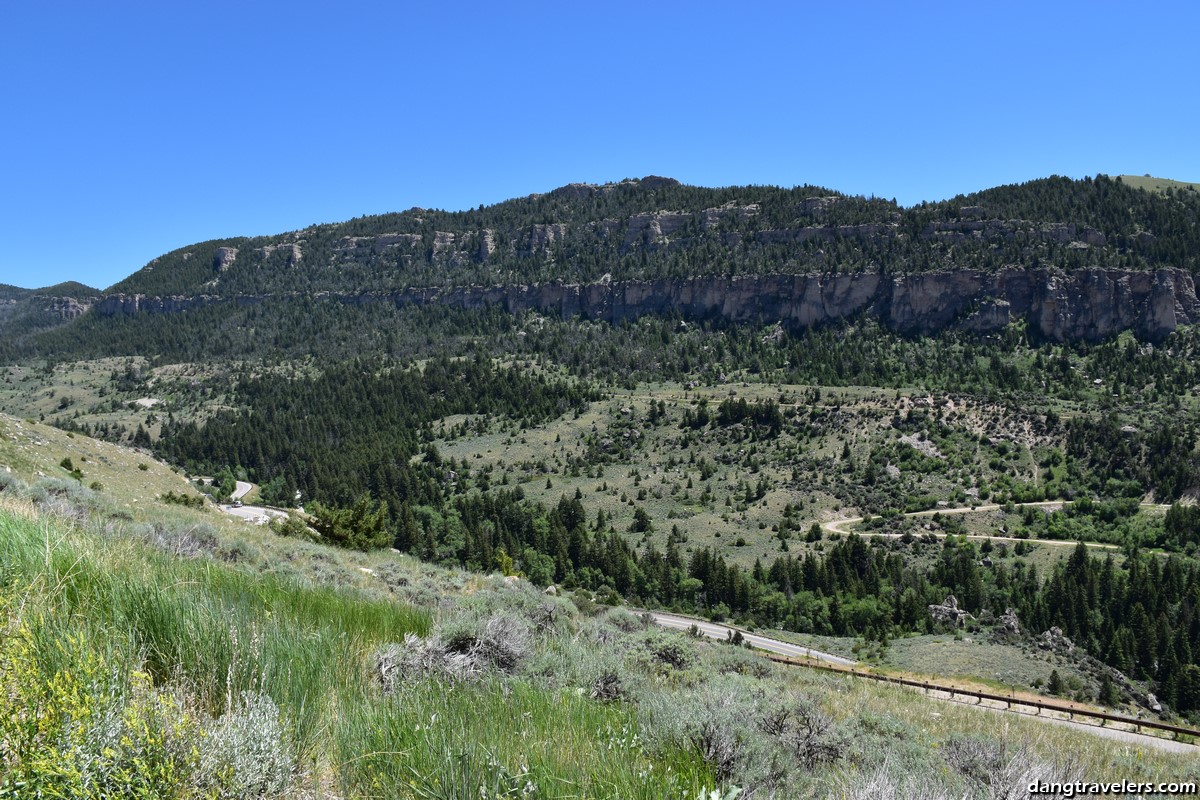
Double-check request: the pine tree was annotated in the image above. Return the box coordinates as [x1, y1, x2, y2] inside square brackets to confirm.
[1098, 673, 1119, 707]
[1178, 665, 1200, 712]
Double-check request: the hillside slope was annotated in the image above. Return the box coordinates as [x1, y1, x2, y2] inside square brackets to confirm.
[2, 424, 1196, 798]
[1118, 174, 1200, 195]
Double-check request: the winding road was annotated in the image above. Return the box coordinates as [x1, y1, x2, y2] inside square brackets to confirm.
[644, 611, 856, 666]
[218, 482, 289, 525]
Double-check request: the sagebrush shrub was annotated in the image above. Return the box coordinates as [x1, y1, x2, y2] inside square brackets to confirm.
[827, 760, 955, 800]
[376, 611, 537, 694]
[641, 679, 762, 783]
[601, 606, 644, 633]
[0, 472, 26, 493]
[972, 739, 1085, 799]
[590, 669, 625, 702]
[759, 698, 845, 769]
[197, 691, 296, 799]
[638, 629, 697, 670]
[136, 520, 220, 558]
[441, 613, 533, 673]
[377, 632, 482, 690]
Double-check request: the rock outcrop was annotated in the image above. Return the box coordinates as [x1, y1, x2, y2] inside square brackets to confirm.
[335, 234, 423, 253]
[523, 224, 568, 255]
[997, 608, 1021, 637]
[1037, 626, 1075, 654]
[212, 247, 239, 273]
[94, 293, 239, 315]
[39, 296, 92, 319]
[91, 266, 1200, 343]
[928, 595, 973, 627]
[257, 243, 302, 267]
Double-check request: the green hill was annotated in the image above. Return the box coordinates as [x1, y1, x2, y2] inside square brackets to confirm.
[0, 280, 100, 297]
[0, 280, 100, 351]
[2, 422, 1195, 798]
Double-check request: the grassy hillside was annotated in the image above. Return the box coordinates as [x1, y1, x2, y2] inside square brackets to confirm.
[0, 476, 717, 798]
[3, 427, 1196, 797]
[0, 410, 202, 511]
[6, 318, 1200, 718]
[1118, 174, 1200, 194]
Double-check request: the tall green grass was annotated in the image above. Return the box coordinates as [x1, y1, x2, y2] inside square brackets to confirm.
[335, 680, 713, 799]
[0, 507, 430, 753]
[0, 507, 424, 794]
[0, 507, 721, 798]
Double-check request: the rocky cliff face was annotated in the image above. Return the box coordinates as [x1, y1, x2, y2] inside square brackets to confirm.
[91, 267, 1200, 342]
[212, 247, 239, 273]
[39, 296, 93, 319]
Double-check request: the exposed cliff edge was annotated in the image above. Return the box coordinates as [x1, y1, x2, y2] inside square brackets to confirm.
[90, 267, 1200, 342]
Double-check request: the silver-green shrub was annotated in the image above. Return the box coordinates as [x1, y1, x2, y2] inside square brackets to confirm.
[641, 677, 765, 783]
[600, 606, 645, 633]
[197, 691, 296, 799]
[440, 613, 533, 673]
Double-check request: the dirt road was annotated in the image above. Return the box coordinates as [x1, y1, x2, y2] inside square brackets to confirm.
[820, 500, 1134, 550]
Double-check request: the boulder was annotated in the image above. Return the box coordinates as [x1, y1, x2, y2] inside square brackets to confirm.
[1037, 626, 1075, 653]
[928, 595, 973, 627]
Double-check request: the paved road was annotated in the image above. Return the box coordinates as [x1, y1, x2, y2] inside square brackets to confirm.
[644, 611, 856, 666]
[218, 481, 289, 526]
[931, 691, 1198, 754]
[645, 610, 1194, 752]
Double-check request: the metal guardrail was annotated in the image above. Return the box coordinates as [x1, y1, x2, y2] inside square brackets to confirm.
[767, 655, 1200, 744]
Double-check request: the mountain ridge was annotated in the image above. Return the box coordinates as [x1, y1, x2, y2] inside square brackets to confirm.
[6, 173, 1200, 349]
[99, 173, 1200, 297]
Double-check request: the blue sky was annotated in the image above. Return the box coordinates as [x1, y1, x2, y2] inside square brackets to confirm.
[2, 1, 1197, 290]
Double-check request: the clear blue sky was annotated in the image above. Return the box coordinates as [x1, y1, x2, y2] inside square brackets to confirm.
[3, 1, 1197, 290]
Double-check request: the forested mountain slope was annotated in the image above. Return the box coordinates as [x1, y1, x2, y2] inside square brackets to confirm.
[3, 174, 1200, 356]
[0, 280, 98, 347]
[102, 174, 1200, 298]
